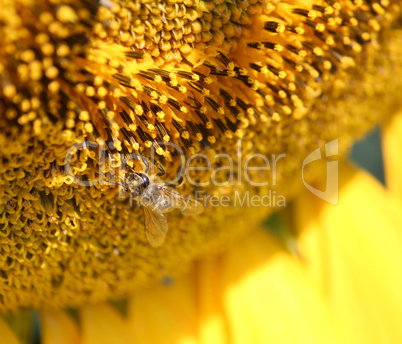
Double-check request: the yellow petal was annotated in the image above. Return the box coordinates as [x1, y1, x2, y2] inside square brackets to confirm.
[0, 317, 21, 344]
[127, 273, 198, 344]
[220, 229, 356, 344]
[382, 109, 402, 199]
[41, 310, 80, 344]
[195, 258, 229, 344]
[127, 228, 356, 344]
[295, 163, 402, 344]
[81, 304, 132, 344]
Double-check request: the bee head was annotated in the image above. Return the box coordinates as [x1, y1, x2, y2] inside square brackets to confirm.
[126, 171, 150, 197]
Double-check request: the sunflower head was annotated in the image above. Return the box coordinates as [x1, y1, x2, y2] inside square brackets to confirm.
[0, 0, 401, 310]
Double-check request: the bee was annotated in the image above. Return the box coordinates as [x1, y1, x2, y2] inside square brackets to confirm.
[125, 170, 204, 247]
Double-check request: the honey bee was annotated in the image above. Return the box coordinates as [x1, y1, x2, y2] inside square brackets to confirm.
[125, 171, 204, 247]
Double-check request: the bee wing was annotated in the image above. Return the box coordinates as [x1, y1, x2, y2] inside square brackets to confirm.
[143, 207, 168, 247]
[159, 188, 204, 216]
[180, 198, 204, 215]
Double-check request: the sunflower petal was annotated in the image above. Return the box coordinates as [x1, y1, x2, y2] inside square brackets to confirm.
[195, 258, 229, 344]
[382, 110, 402, 199]
[126, 257, 230, 344]
[295, 163, 402, 344]
[127, 274, 198, 344]
[41, 310, 80, 344]
[220, 229, 356, 344]
[127, 227, 357, 344]
[81, 304, 132, 344]
[0, 317, 21, 344]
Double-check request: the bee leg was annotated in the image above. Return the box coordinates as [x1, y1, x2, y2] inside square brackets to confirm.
[142, 154, 165, 176]
[164, 175, 184, 187]
[139, 154, 149, 173]
[176, 175, 184, 187]
[155, 163, 166, 176]
[105, 179, 124, 188]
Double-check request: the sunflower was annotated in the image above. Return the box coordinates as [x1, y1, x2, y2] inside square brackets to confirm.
[1, 0, 402, 343]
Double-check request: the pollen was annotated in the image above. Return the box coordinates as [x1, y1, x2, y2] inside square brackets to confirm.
[0, 0, 401, 310]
